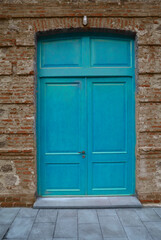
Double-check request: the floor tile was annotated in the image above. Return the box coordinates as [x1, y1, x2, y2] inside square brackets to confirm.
[153, 208, 161, 218]
[144, 221, 161, 240]
[78, 223, 102, 240]
[135, 208, 161, 222]
[28, 222, 55, 240]
[124, 226, 153, 240]
[117, 209, 143, 227]
[97, 209, 117, 217]
[53, 239, 77, 240]
[36, 209, 57, 223]
[0, 225, 9, 240]
[57, 209, 77, 220]
[78, 210, 98, 224]
[99, 215, 126, 238]
[104, 238, 127, 240]
[5, 217, 34, 239]
[0, 208, 20, 225]
[18, 208, 38, 218]
[54, 217, 77, 238]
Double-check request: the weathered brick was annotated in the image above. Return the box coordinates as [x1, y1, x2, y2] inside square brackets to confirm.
[0, 61, 12, 75]
[0, 157, 36, 194]
[0, 104, 34, 134]
[138, 74, 161, 102]
[0, 19, 18, 47]
[0, 134, 35, 152]
[136, 152, 161, 196]
[139, 132, 161, 151]
[1, 2, 161, 18]
[16, 34, 35, 46]
[139, 103, 161, 132]
[0, 76, 34, 103]
[0, 46, 34, 63]
[138, 46, 161, 73]
[16, 60, 34, 75]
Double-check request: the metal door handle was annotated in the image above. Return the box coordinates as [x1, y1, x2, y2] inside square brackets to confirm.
[78, 151, 85, 154]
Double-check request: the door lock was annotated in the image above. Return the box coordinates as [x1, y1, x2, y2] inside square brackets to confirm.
[78, 151, 85, 154]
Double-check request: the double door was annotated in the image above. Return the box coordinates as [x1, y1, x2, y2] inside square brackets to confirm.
[39, 76, 134, 196]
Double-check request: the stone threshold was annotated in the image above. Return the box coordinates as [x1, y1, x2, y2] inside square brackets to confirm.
[33, 196, 142, 209]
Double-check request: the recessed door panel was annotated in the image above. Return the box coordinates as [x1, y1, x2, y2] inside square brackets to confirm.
[45, 82, 80, 153]
[92, 162, 126, 189]
[91, 38, 131, 67]
[46, 163, 81, 191]
[41, 38, 82, 68]
[92, 82, 126, 152]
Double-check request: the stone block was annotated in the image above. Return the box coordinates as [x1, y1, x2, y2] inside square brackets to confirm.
[138, 46, 161, 73]
[0, 61, 12, 75]
[17, 60, 34, 75]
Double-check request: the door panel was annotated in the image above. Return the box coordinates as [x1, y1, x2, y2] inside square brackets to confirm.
[90, 38, 131, 67]
[40, 78, 87, 195]
[45, 82, 80, 153]
[87, 77, 134, 194]
[41, 38, 82, 68]
[91, 81, 126, 152]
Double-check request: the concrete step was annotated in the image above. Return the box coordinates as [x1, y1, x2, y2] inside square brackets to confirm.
[33, 196, 142, 209]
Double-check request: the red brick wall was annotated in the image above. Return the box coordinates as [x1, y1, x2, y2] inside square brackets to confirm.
[0, 0, 161, 206]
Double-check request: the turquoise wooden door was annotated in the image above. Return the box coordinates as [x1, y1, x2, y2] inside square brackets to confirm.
[39, 78, 87, 195]
[37, 34, 135, 196]
[87, 77, 134, 195]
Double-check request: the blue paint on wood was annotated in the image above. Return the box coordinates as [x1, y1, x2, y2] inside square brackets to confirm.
[37, 33, 135, 196]
[91, 38, 131, 67]
[87, 77, 134, 194]
[41, 38, 82, 68]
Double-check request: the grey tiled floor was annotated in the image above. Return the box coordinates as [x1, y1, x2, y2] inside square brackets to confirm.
[0, 207, 161, 240]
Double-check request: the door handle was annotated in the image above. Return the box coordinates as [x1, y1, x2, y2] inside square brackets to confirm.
[78, 151, 85, 154]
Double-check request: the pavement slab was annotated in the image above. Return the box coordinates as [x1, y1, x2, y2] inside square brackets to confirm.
[28, 222, 55, 240]
[1, 207, 161, 240]
[53, 238, 77, 240]
[97, 209, 117, 217]
[53, 239, 77, 240]
[54, 216, 77, 238]
[117, 209, 143, 227]
[0, 208, 20, 225]
[103, 238, 127, 240]
[144, 221, 161, 240]
[0, 225, 10, 240]
[78, 210, 98, 224]
[124, 226, 153, 240]
[99, 215, 126, 238]
[36, 209, 57, 223]
[135, 208, 161, 222]
[78, 223, 102, 240]
[17, 208, 38, 218]
[5, 217, 34, 239]
[58, 209, 77, 220]
[153, 207, 161, 218]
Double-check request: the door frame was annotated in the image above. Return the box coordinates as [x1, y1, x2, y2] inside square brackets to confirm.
[36, 32, 136, 196]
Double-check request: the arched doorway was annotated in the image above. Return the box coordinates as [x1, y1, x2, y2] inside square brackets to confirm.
[37, 32, 135, 196]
